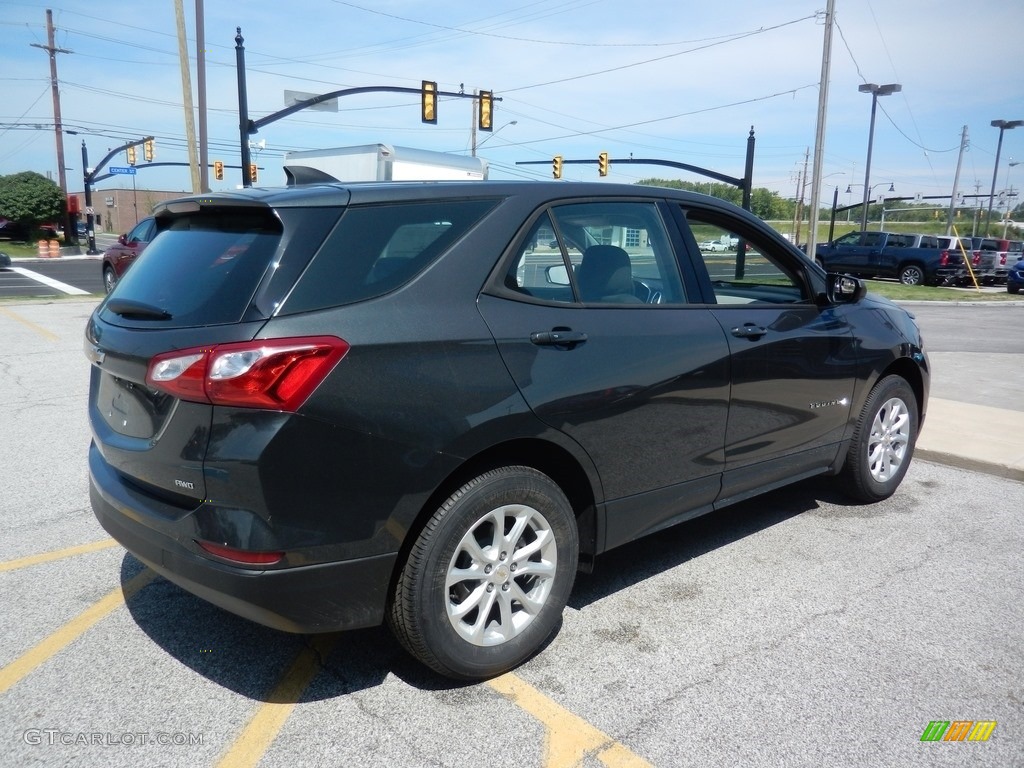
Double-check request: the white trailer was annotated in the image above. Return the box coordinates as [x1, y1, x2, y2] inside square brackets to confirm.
[283, 144, 488, 185]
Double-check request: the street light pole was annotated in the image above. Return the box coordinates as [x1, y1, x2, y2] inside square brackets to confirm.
[858, 83, 901, 232]
[473, 120, 517, 155]
[985, 119, 1023, 235]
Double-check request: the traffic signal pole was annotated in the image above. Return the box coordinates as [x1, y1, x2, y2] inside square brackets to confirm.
[235, 28, 252, 188]
[233, 28, 498, 188]
[80, 136, 155, 254]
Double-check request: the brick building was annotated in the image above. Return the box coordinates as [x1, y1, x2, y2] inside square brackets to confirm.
[68, 188, 187, 234]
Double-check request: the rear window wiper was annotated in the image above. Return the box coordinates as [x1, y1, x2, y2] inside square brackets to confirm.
[105, 298, 173, 320]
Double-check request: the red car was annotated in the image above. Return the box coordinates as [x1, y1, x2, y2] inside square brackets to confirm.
[101, 217, 155, 293]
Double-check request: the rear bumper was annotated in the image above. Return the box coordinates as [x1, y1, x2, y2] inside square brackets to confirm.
[89, 443, 396, 634]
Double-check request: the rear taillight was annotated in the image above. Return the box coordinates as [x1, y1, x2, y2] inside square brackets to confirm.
[939, 251, 949, 266]
[972, 251, 981, 265]
[146, 336, 349, 411]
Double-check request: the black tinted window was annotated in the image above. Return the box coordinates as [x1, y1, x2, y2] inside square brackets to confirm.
[103, 208, 282, 326]
[282, 199, 497, 313]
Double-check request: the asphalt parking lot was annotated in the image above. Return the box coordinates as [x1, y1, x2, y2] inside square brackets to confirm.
[1, 299, 1021, 767]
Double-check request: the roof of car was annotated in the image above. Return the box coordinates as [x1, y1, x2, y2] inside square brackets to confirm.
[154, 180, 727, 212]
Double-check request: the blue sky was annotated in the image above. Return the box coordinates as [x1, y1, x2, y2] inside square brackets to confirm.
[2, 0, 1023, 212]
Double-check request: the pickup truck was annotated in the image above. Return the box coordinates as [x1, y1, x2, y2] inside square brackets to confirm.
[815, 231, 963, 286]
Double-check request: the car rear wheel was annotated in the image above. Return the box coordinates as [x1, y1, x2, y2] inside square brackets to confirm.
[839, 375, 917, 502]
[103, 266, 117, 293]
[388, 466, 578, 680]
[899, 264, 925, 285]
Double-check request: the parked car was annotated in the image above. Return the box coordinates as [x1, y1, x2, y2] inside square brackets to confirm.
[965, 236, 1007, 284]
[0, 218, 58, 241]
[992, 238, 1022, 278]
[100, 217, 156, 293]
[816, 231, 959, 285]
[86, 180, 929, 680]
[699, 239, 729, 252]
[1007, 257, 1024, 294]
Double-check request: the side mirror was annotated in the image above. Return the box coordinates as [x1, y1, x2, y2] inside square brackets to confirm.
[826, 273, 866, 304]
[118, 233, 128, 245]
[546, 264, 571, 286]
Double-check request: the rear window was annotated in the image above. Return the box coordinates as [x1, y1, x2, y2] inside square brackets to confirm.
[280, 199, 497, 313]
[102, 207, 283, 327]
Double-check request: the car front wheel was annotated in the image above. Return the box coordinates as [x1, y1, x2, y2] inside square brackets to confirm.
[103, 266, 117, 293]
[388, 466, 578, 680]
[839, 375, 918, 502]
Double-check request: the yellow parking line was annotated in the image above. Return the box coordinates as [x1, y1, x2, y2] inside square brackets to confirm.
[0, 306, 60, 341]
[0, 568, 156, 694]
[488, 673, 654, 768]
[216, 636, 336, 768]
[0, 539, 118, 573]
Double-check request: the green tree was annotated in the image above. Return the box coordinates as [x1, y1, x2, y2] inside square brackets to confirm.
[636, 177, 793, 220]
[0, 171, 65, 238]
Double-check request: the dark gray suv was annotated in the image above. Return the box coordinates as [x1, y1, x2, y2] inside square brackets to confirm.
[86, 180, 929, 679]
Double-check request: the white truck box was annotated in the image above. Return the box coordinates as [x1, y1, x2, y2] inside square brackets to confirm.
[283, 143, 488, 184]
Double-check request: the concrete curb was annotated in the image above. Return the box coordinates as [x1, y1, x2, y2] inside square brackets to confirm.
[915, 451, 1024, 484]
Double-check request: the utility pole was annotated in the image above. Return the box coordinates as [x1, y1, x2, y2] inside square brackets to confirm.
[470, 89, 478, 157]
[196, 0, 209, 192]
[806, 0, 835, 263]
[174, 0, 200, 192]
[30, 10, 75, 244]
[794, 147, 810, 247]
[791, 167, 803, 242]
[972, 180, 983, 236]
[946, 126, 968, 236]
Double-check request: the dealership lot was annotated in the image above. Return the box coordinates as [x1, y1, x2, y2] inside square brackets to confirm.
[1, 299, 1021, 767]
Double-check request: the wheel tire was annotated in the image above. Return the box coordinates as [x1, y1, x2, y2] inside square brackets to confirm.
[388, 466, 578, 680]
[839, 375, 918, 503]
[103, 266, 117, 294]
[899, 265, 924, 286]
[1009, 284, 1020, 295]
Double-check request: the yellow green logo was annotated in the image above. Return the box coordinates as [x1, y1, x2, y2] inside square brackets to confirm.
[920, 721, 997, 742]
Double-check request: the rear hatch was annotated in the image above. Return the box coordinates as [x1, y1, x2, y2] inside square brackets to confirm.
[86, 195, 342, 508]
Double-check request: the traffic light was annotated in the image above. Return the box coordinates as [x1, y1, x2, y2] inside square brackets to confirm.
[478, 90, 493, 132]
[249, 164, 258, 184]
[421, 80, 437, 124]
[213, 160, 224, 181]
[126, 146, 137, 166]
[552, 155, 563, 179]
[144, 139, 154, 162]
[598, 151, 609, 177]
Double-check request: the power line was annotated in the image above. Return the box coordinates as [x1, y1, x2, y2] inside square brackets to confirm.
[502, 14, 817, 93]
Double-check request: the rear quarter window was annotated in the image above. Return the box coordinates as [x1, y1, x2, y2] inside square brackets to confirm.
[281, 199, 497, 313]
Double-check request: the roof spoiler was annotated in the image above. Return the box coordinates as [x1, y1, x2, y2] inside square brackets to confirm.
[284, 165, 341, 186]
